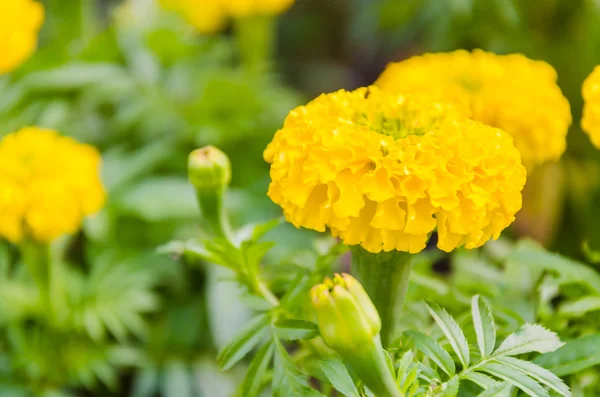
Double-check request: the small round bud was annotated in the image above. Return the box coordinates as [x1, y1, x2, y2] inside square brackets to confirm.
[188, 146, 232, 191]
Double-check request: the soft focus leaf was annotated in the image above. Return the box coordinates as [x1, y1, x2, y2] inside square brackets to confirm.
[534, 333, 600, 376]
[273, 319, 319, 341]
[242, 341, 274, 397]
[404, 330, 455, 376]
[217, 314, 269, 370]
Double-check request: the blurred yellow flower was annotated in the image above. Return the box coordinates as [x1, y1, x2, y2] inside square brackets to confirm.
[582, 66, 600, 148]
[159, 0, 227, 34]
[159, 0, 294, 33]
[0, 127, 105, 243]
[376, 50, 572, 168]
[264, 87, 526, 254]
[223, 0, 295, 18]
[0, 0, 44, 74]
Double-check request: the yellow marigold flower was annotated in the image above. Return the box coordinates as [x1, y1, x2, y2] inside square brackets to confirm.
[159, 0, 227, 35]
[264, 87, 526, 254]
[0, 127, 105, 243]
[222, 0, 295, 17]
[375, 50, 572, 168]
[0, 0, 44, 75]
[582, 66, 600, 148]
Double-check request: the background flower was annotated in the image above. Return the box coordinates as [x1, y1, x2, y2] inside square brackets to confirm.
[582, 66, 600, 149]
[375, 50, 572, 168]
[265, 87, 526, 253]
[0, 0, 44, 74]
[0, 127, 105, 243]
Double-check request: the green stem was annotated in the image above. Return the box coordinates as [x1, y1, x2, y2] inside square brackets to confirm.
[342, 335, 403, 397]
[351, 247, 412, 347]
[233, 15, 276, 72]
[20, 240, 49, 294]
[196, 188, 232, 240]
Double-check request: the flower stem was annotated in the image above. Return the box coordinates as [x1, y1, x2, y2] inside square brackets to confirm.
[341, 335, 403, 397]
[233, 14, 276, 72]
[351, 247, 412, 347]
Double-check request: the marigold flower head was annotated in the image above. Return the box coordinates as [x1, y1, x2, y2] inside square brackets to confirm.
[375, 50, 572, 168]
[159, 0, 294, 34]
[582, 66, 600, 149]
[159, 0, 227, 34]
[222, 0, 295, 18]
[0, 127, 105, 243]
[264, 87, 526, 254]
[0, 0, 44, 74]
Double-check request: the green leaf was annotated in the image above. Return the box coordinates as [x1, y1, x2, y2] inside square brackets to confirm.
[479, 362, 549, 397]
[217, 314, 269, 370]
[404, 330, 455, 376]
[507, 240, 600, 293]
[476, 382, 512, 397]
[273, 337, 326, 397]
[534, 333, 600, 376]
[273, 319, 319, 341]
[472, 295, 496, 358]
[426, 302, 470, 367]
[494, 357, 570, 397]
[463, 372, 499, 390]
[242, 341, 274, 397]
[442, 376, 459, 397]
[319, 358, 360, 397]
[494, 324, 563, 357]
[558, 296, 600, 317]
[162, 361, 192, 397]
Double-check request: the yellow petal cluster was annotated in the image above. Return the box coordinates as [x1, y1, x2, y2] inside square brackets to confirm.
[0, 127, 106, 243]
[582, 66, 600, 148]
[264, 87, 526, 254]
[159, 0, 227, 35]
[375, 50, 572, 168]
[160, 0, 294, 34]
[0, 0, 44, 74]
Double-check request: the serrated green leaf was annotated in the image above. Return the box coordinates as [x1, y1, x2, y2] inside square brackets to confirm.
[426, 302, 470, 367]
[476, 382, 512, 397]
[479, 362, 549, 397]
[242, 341, 274, 397]
[494, 324, 563, 357]
[396, 350, 414, 383]
[405, 330, 455, 376]
[217, 314, 269, 370]
[319, 358, 360, 397]
[273, 319, 319, 341]
[273, 337, 326, 397]
[442, 376, 459, 397]
[463, 372, 499, 390]
[400, 363, 419, 393]
[534, 333, 600, 376]
[472, 295, 496, 358]
[494, 357, 570, 397]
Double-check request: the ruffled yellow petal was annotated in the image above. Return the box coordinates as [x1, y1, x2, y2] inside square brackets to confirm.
[0, 0, 44, 74]
[0, 127, 106, 243]
[264, 87, 526, 253]
[582, 65, 600, 148]
[375, 50, 571, 168]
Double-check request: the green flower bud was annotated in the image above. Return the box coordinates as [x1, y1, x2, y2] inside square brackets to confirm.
[188, 146, 231, 191]
[187, 146, 232, 239]
[311, 274, 402, 397]
[311, 274, 381, 352]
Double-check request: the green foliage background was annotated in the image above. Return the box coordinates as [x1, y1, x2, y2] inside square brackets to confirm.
[1, 0, 600, 396]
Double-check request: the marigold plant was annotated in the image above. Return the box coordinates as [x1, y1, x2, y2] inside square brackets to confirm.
[264, 87, 526, 254]
[0, 127, 105, 243]
[0, 0, 44, 74]
[582, 66, 600, 148]
[375, 50, 572, 168]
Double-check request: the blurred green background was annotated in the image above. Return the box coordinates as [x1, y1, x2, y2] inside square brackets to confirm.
[2, 0, 600, 395]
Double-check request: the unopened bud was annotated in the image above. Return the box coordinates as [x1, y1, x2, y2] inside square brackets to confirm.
[188, 146, 231, 191]
[311, 273, 381, 352]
